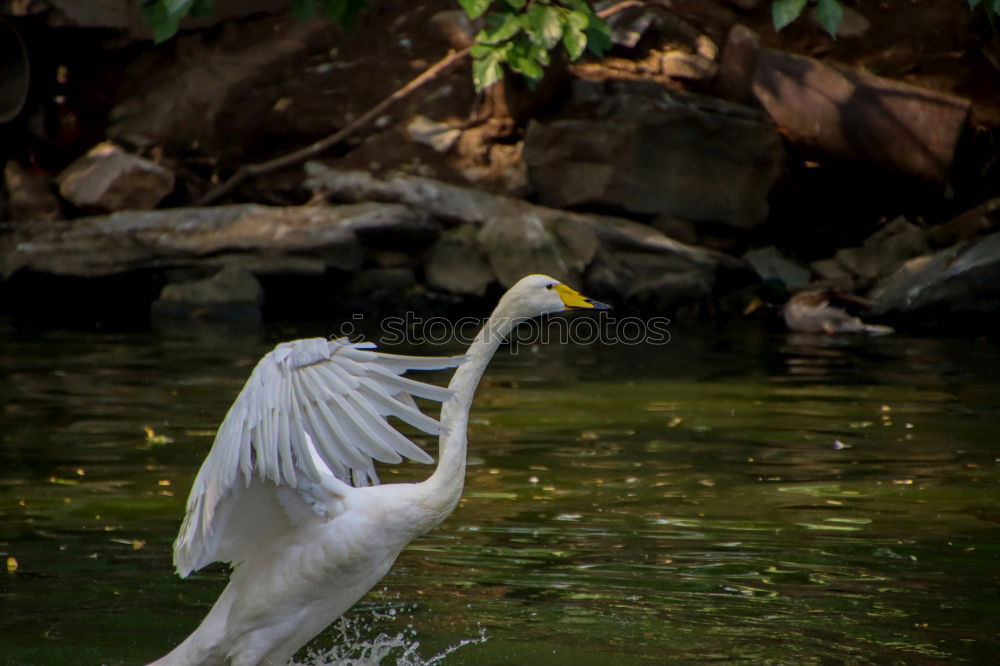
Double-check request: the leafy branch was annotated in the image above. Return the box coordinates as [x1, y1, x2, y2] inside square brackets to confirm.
[141, 0, 612, 91]
[459, 0, 611, 90]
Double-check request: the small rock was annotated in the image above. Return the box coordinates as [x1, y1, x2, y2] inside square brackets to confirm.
[660, 51, 717, 81]
[425, 224, 495, 297]
[4, 161, 62, 221]
[159, 265, 263, 304]
[406, 115, 461, 154]
[744, 246, 811, 290]
[152, 265, 263, 323]
[478, 212, 570, 288]
[56, 142, 174, 211]
[833, 217, 929, 286]
[695, 35, 719, 61]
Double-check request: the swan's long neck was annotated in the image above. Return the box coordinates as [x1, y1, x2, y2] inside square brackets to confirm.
[419, 302, 524, 520]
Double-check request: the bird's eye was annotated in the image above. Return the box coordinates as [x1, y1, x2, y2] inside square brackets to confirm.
[546, 283, 554, 290]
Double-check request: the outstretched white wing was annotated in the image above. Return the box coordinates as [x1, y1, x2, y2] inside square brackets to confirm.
[173, 336, 463, 576]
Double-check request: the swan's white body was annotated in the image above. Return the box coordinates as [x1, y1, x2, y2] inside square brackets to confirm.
[151, 274, 607, 666]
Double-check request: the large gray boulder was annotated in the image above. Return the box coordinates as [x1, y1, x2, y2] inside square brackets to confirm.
[424, 225, 495, 297]
[152, 265, 265, 323]
[523, 81, 785, 229]
[477, 211, 596, 288]
[869, 231, 1000, 328]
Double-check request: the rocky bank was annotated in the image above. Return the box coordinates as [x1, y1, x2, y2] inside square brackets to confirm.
[2, 0, 999, 333]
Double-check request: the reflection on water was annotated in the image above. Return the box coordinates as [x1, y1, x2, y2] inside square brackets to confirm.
[1, 320, 998, 664]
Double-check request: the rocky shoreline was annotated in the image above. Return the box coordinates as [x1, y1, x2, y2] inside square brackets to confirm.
[4, 158, 998, 333]
[2, 1, 999, 334]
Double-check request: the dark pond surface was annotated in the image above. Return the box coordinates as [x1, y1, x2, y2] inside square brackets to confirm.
[1, 317, 998, 665]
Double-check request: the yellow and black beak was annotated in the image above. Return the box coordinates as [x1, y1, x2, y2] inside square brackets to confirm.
[554, 283, 611, 311]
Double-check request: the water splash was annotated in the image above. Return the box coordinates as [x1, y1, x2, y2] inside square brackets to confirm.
[294, 608, 488, 666]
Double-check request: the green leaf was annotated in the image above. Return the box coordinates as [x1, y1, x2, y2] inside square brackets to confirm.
[556, 1, 608, 56]
[967, 0, 982, 8]
[508, 52, 544, 80]
[151, 13, 181, 42]
[459, 0, 492, 20]
[563, 8, 588, 32]
[507, 39, 546, 81]
[472, 45, 508, 90]
[479, 11, 521, 44]
[472, 56, 504, 90]
[584, 13, 611, 56]
[521, 4, 564, 50]
[531, 41, 551, 66]
[503, 0, 526, 8]
[815, 0, 843, 37]
[561, 9, 588, 59]
[771, 0, 808, 32]
[140, 1, 182, 42]
[470, 41, 496, 58]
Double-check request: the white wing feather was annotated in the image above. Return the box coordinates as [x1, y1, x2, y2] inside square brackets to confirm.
[173, 337, 464, 576]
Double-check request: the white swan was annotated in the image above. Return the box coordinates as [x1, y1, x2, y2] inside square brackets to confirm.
[151, 274, 609, 666]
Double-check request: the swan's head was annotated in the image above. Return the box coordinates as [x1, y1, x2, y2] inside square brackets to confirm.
[502, 274, 611, 319]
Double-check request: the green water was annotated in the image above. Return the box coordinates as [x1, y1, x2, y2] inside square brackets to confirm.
[1, 320, 998, 665]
